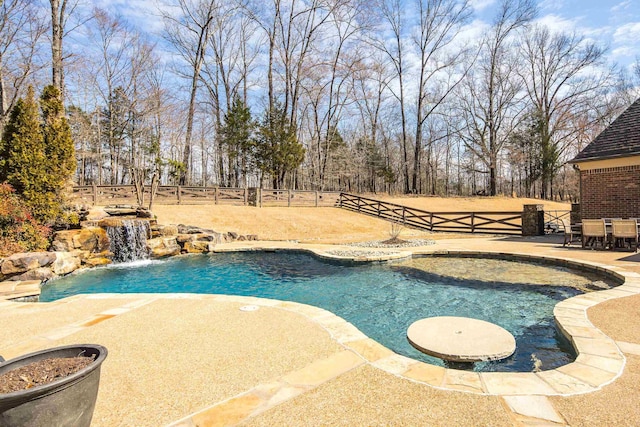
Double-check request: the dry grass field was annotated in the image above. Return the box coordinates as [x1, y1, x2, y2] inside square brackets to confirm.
[149, 196, 570, 244]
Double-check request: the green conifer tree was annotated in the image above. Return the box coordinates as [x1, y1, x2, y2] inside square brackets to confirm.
[0, 85, 75, 224]
[254, 102, 305, 189]
[220, 97, 255, 186]
[0, 86, 54, 222]
[40, 85, 76, 203]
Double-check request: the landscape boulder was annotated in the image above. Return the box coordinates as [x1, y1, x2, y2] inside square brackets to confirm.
[51, 252, 82, 275]
[97, 217, 126, 228]
[1, 252, 57, 275]
[159, 225, 179, 236]
[52, 227, 110, 253]
[177, 224, 216, 234]
[183, 241, 216, 253]
[147, 237, 181, 258]
[9, 267, 55, 281]
[136, 207, 153, 218]
[84, 257, 112, 267]
[85, 206, 110, 221]
[176, 234, 197, 244]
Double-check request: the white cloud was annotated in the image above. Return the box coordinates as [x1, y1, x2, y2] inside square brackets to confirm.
[458, 19, 490, 44]
[611, 46, 634, 58]
[610, 0, 632, 14]
[613, 21, 640, 45]
[538, 0, 566, 13]
[469, 0, 496, 13]
[610, 21, 640, 62]
[534, 14, 580, 33]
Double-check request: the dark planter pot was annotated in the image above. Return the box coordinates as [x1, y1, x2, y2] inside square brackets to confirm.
[0, 344, 107, 427]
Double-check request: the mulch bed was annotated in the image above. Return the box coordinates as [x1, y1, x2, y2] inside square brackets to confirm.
[0, 356, 95, 394]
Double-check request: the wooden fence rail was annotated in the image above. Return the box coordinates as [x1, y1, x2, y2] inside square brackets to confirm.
[338, 193, 523, 235]
[543, 210, 571, 233]
[71, 185, 341, 207]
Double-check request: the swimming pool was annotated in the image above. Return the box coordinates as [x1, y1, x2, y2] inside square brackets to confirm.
[41, 251, 603, 372]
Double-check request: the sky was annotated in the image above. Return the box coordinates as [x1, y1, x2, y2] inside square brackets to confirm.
[472, 0, 640, 69]
[89, 0, 640, 72]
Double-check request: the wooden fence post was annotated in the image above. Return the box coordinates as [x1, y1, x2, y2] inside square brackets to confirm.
[214, 187, 219, 204]
[92, 184, 98, 205]
[315, 191, 319, 207]
[471, 212, 475, 233]
[177, 186, 181, 204]
[288, 189, 291, 207]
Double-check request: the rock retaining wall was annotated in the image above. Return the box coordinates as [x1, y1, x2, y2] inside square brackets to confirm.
[0, 219, 258, 286]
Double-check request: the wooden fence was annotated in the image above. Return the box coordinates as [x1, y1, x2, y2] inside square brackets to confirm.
[543, 210, 571, 233]
[71, 185, 341, 207]
[338, 193, 523, 235]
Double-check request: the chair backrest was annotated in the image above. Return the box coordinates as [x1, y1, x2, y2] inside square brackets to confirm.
[560, 218, 571, 232]
[582, 219, 606, 237]
[611, 219, 638, 239]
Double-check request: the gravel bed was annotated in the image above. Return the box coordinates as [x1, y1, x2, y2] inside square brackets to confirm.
[324, 250, 402, 258]
[349, 239, 435, 248]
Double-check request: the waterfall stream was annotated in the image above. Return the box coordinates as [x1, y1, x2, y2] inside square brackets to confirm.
[104, 220, 151, 263]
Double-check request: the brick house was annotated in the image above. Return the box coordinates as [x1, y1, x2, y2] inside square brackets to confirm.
[570, 98, 640, 219]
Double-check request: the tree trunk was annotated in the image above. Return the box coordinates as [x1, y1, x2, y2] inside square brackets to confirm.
[50, 0, 66, 103]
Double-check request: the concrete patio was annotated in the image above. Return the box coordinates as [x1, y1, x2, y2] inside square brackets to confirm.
[1, 235, 639, 426]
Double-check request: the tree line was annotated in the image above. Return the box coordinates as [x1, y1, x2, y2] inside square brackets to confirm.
[1, 0, 639, 200]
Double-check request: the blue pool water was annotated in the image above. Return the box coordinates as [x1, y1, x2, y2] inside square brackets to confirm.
[41, 252, 587, 372]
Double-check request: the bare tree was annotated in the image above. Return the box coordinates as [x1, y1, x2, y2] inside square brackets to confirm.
[521, 25, 611, 199]
[200, 3, 259, 186]
[163, 0, 217, 185]
[370, 0, 410, 193]
[0, 0, 46, 133]
[411, 0, 471, 193]
[457, 0, 535, 195]
[50, 0, 82, 103]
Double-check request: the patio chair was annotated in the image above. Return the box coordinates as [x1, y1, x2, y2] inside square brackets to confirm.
[611, 219, 639, 252]
[561, 218, 580, 247]
[582, 219, 607, 249]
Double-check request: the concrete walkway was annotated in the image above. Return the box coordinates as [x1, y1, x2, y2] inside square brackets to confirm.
[1, 235, 639, 426]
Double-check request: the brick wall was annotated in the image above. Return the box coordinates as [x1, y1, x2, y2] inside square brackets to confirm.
[580, 165, 640, 219]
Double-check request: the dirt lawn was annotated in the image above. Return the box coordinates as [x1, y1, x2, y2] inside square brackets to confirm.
[149, 196, 570, 243]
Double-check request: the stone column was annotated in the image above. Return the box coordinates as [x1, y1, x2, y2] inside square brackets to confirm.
[522, 204, 544, 236]
[247, 188, 261, 207]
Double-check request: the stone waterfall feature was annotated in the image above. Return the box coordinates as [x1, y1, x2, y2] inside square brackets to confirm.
[103, 219, 151, 263]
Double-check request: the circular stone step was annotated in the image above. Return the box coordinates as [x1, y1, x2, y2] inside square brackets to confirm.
[407, 316, 516, 363]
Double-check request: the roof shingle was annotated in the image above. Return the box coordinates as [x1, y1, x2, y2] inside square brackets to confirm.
[572, 97, 640, 162]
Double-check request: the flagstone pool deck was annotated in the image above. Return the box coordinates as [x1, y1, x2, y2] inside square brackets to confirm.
[1, 235, 640, 426]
